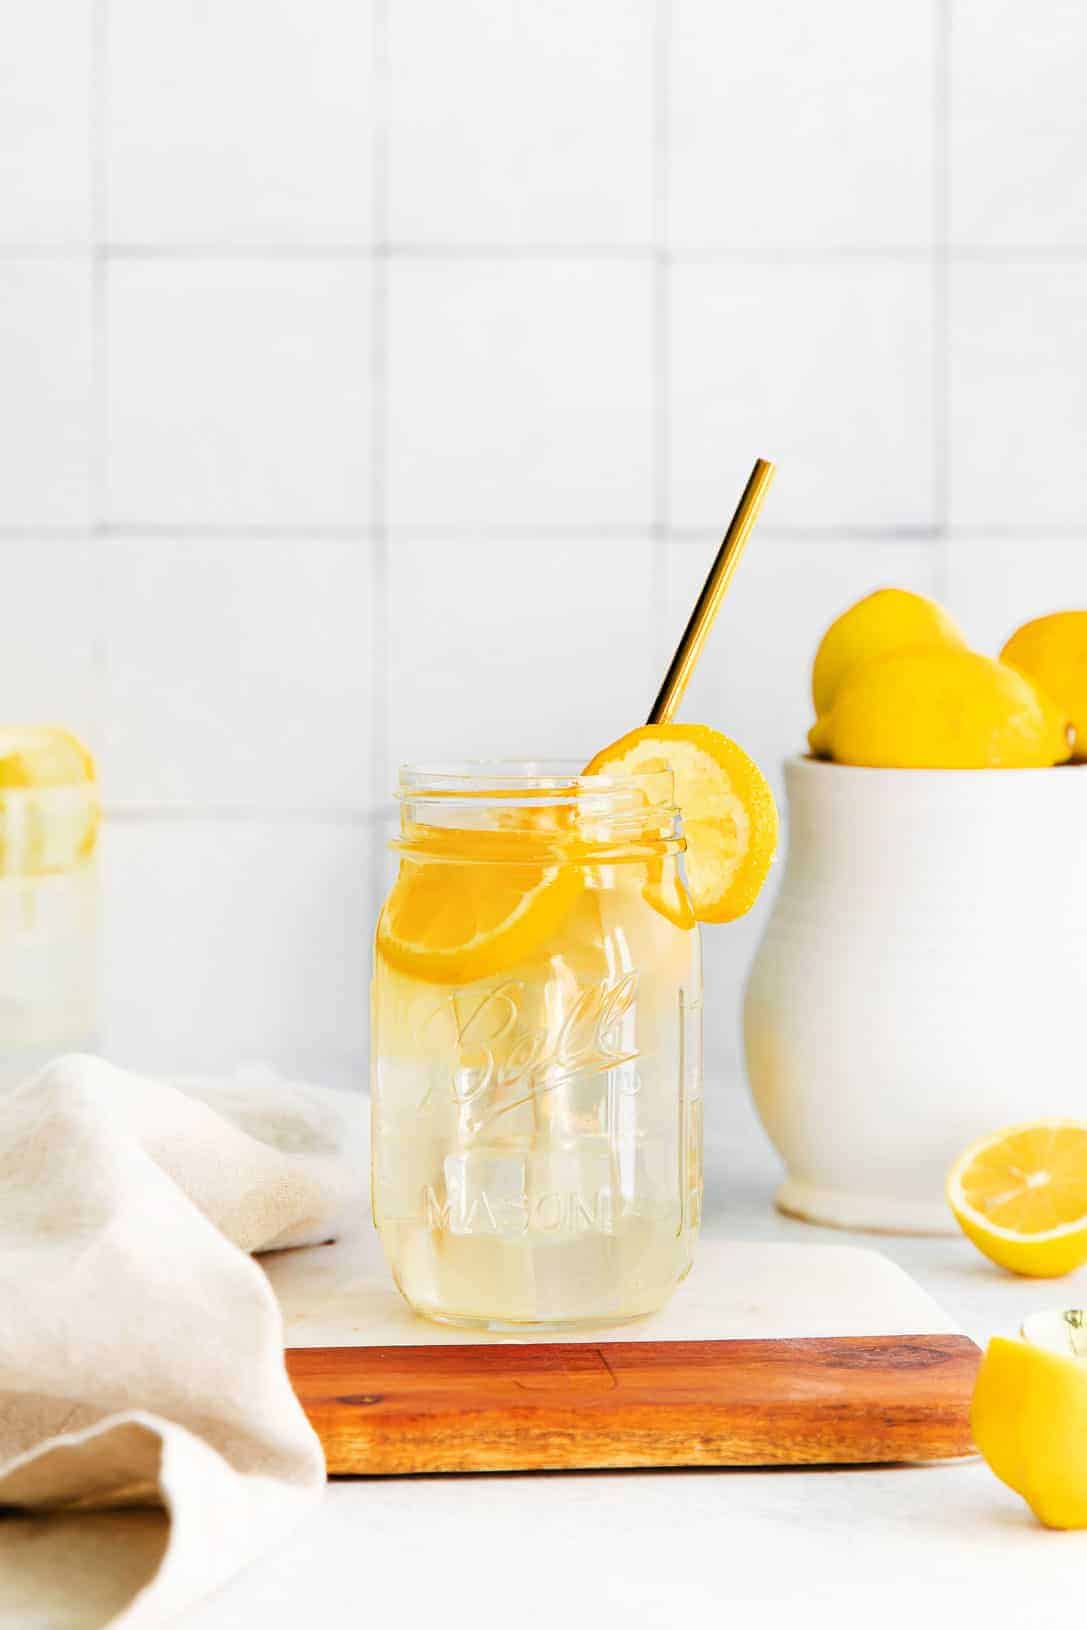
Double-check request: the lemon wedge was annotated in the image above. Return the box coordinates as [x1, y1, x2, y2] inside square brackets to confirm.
[585, 723, 778, 923]
[947, 1121, 1087, 1277]
[973, 1311, 1087, 1528]
[376, 848, 581, 986]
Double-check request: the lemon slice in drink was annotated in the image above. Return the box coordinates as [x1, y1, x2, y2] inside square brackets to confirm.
[947, 1121, 1087, 1277]
[377, 845, 581, 986]
[584, 724, 778, 924]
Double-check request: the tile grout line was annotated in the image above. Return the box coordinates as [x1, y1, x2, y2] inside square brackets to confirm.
[932, 0, 952, 601]
[89, 0, 109, 533]
[650, 0, 672, 688]
[104, 804, 389, 826]
[367, 0, 392, 927]
[3, 241, 1087, 263]
[89, 0, 111, 736]
[5, 523, 1085, 544]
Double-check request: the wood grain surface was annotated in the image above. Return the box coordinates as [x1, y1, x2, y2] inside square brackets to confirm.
[286, 1333, 981, 1475]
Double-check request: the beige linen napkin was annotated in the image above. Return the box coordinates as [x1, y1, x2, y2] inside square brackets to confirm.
[0, 1055, 362, 1628]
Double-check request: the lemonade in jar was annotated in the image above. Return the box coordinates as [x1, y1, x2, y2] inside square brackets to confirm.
[371, 729, 777, 1331]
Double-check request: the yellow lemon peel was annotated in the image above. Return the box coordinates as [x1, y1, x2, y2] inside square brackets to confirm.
[811, 587, 966, 717]
[947, 1121, 1087, 1277]
[1002, 611, 1087, 763]
[809, 646, 1072, 769]
[585, 724, 778, 924]
[973, 1314, 1087, 1529]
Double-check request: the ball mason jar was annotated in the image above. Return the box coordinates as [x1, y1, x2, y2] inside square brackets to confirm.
[371, 762, 703, 1331]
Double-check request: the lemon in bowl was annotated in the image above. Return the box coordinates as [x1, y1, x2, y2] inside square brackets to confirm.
[808, 646, 1072, 770]
[1002, 611, 1087, 762]
[811, 587, 966, 717]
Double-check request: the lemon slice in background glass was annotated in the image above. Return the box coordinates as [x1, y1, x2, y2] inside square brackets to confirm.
[0, 727, 99, 877]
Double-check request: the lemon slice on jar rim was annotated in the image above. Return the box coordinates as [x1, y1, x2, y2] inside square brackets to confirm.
[584, 723, 778, 925]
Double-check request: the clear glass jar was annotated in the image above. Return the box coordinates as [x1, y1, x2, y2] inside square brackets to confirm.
[0, 775, 100, 1092]
[371, 762, 703, 1331]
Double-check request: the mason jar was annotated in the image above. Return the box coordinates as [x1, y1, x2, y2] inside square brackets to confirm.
[371, 762, 703, 1331]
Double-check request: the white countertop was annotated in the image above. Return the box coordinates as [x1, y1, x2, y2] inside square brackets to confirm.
[188, 1085, 1085, 1629]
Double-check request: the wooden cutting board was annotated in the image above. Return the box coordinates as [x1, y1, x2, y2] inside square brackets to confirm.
[287, 1332, 978, 1474]
[269, 1235, 980, 1475]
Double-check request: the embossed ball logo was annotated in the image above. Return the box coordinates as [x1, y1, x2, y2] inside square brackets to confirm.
[422, 971, 640, 1139]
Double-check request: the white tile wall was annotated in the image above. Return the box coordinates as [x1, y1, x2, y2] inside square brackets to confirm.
[0, 260, 93, 525]
[388, 0, 655, 246]
[102, 817, 371, 1083]
[950, 0, 1087, 248]
[0, 1, 1085, 1084]
[387, 533, 656, 777]
[0, 538, 102, 743]
[670, 1, 937, 250]
[668, 261, 937, 532]
[0, 1, 92, 246]
[107, 0, 376, 246]
[387, 260, 654, 529]
[102, 537, 376, 808]
[105, 261, 373, 527]
[949, 263, 1087, 529]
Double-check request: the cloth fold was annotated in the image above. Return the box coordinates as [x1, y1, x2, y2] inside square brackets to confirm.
[0, 1055, 361, 1628]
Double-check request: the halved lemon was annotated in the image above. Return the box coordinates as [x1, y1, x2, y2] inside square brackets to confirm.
[947, 1121, 1087, 1277]
[376, 852, 581, 986]
[584, 723, 778, 924]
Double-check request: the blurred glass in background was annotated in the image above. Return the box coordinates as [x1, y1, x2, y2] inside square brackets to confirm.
[0, 729, 99, 1090]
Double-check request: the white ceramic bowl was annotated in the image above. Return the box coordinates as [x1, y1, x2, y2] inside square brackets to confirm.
[744, 757, 1087, 1233]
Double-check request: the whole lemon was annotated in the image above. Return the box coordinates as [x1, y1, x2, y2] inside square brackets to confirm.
[811, 588, 966, 717]
[1001, 611, 1087, 763]
[808, 646, 1072, 768]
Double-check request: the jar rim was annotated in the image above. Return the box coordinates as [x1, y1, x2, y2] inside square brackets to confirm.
[397, 758, 674, 805]
[394, 759, 682, 861]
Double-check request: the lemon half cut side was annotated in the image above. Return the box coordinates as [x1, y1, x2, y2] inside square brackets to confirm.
[947, 1121, 1087, 1277]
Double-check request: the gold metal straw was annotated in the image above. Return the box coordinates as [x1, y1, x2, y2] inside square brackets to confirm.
[647, 457, 776, 726]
